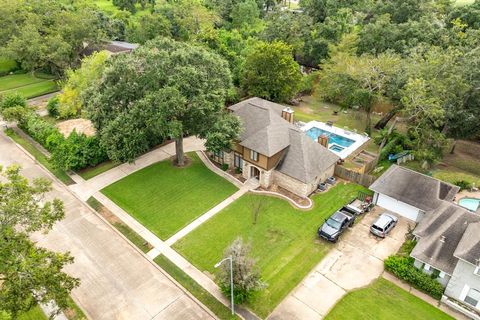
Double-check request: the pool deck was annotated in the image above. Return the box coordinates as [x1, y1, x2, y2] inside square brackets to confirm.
[301, 120, 370, 159]
[456, 190, 480, 213]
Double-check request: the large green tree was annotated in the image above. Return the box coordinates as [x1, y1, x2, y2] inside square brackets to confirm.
[83, 37, 239, 166]
[317, 34, 400, 133]
[0, 0, 105, 74]
[241, 40, 302, 102]
[0, 165, 79, 318]
[58, 50, 109, 119]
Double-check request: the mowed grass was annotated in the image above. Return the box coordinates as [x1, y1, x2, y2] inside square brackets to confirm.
[77, 160, 119, 180]
[154, 255, 240, 320]
[5, 129, 75, 185]
[101, 152, 238, 240]
[173, 183, 367, 317]
[0, 73, 58, 99]
[325, 278, 453, 320]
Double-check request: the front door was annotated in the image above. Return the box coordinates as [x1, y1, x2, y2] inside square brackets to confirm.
[250, 166, 260, 180]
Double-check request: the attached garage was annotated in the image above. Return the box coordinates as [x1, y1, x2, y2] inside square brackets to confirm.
[370, 165, 459, 223]
[374, 192, 424, 222]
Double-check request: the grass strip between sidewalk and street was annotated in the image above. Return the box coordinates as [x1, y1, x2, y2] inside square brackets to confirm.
[154, 254, 240, 320]
[5, 128, 74, 185]
[86, 197, 153, 253]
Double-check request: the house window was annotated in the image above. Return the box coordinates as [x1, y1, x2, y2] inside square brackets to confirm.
[234, 153, 243, 169]
[213, 151, 224, 164]
[465, 288, 480, 307]
[474, 266, 480, 276]
[250, 150, 259, 162]
[439, 271, 446, 278]
[423, 263, 431, 271]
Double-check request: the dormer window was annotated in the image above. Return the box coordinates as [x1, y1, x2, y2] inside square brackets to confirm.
[250, 150, 259, 162]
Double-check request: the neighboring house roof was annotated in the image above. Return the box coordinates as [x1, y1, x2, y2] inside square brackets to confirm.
[82, 40, 139, 57]
[412, 202, 479, 274]
[105, 41, 139, 53]
[369, 165, 459, 212]
[454, 222, 480, 267]
[228, 97, 339, 183]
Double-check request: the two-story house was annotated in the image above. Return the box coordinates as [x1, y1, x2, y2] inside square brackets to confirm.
[212, 97, 339, 198]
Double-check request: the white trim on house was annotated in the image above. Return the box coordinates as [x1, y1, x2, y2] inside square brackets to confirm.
[460, 284, 471, 301]
[374, 192, 424, 221]
[301, 120, 369, 159]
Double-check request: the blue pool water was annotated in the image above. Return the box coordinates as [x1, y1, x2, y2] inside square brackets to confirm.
[459, 198, 480, 212]
[306, 127, 355, 148]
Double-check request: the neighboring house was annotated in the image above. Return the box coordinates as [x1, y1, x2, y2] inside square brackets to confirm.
[82, 40, 139, 57]
[369, 165, 459, 222]
[212, 97, 339, 198]
[372, 165, 480, 317]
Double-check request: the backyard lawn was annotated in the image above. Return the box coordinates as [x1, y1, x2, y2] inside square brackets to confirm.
[325, 278, 453, 320]
[101, 152, 238, 240]
[173, 183, 367, 317]
[0, 72, 58, 99]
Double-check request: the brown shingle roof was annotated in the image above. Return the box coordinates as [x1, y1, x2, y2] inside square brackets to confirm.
[229, 97, 339, 183]
[369, 165, 459, 211]
[412, 202, 480, 274]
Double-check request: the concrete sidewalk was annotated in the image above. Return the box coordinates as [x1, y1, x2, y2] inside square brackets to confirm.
[1, 130, 215, 320]
[69, 136, 205, 200]
[165, 179, 258, 246]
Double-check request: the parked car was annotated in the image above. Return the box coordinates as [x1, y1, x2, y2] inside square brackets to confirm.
[370, 213, 398, 238]
[318, 209, 356, 242]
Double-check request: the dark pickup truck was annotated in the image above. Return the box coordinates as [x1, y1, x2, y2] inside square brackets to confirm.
[318, 207, 357, 243]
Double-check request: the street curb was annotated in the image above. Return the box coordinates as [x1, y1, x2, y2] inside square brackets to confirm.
[4, 131, 219, 320]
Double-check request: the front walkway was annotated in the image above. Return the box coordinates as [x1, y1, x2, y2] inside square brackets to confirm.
[1, 130, 215, 320]
[65, 139, 260, 319]
[269, 208, 412, 319]
[69, 136, 205, 200]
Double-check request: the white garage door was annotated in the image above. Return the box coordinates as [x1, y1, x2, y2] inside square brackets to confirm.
[376, 193, 421, 221]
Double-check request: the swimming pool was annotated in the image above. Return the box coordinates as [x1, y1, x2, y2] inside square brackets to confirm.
[459, 198, 480, 212]
[306, 127, 355, 148]
[301, 121, 370, 159]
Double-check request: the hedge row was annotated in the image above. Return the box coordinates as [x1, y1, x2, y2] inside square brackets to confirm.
[19, 113, 108, 171]
[384, 255, 444, 299]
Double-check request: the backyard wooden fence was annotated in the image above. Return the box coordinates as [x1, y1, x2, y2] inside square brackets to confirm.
[335, 165, 377, 187]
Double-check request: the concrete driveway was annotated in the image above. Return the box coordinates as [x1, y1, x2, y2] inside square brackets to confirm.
[0, 131, 214, 320]
[269, 207, 413, 320]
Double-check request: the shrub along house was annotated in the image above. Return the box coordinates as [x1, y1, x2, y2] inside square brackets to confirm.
[211, 97, 339, 198]
[372, 165, 480, 318]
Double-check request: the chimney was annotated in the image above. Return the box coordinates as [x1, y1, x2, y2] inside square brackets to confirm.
[318, 134, 329, 147]
[281, 107, 294, 123]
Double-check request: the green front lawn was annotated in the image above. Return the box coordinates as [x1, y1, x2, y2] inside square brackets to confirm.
[0, 73, 58, 99]
[101, 152, 238, 240]
[173, 183, 367, 317]
[325, 278, 453, 320]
